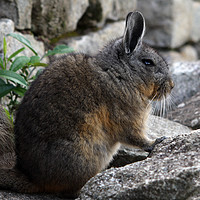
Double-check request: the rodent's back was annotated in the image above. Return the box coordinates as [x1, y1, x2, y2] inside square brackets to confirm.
[15, 54, 100, 138]
[15, 53, 102, 171]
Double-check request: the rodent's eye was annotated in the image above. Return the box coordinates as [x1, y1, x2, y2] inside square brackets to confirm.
[142, 59, 155, 66]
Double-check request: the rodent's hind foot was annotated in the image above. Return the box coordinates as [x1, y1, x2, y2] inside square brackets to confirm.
[144, 136, 166, 154]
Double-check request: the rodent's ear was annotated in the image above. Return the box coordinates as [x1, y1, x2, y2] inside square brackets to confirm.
[123, 11, 145, 55]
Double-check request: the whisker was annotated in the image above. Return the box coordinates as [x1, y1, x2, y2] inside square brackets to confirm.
[159, 99, 162, 118]
[147, 93, 157, 109]
[161, 98, 164, 118]
[154, 100, 160, 116]
[163, 96, 166, 118]
[164, 93, 176, 119]
[169, 93, 177, 108]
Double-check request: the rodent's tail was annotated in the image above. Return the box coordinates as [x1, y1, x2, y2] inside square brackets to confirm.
[0, 167, 39, 193]
[0, 106, 15, 156]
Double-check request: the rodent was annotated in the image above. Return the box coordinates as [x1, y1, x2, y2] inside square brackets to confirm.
[0, 11, 174, 198]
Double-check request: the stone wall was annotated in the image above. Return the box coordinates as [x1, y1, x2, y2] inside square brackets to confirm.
[0, 1, 199, 44]
[1, 0, 200, 63]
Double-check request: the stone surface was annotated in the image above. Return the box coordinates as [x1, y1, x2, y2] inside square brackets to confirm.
[78, 131, 200, 199]
[137, 0, 193, 48]
[108, 147, 148, 168]
[64, 21, 125, 54]
[160, 48, 198, 64]
[170, 61, 200, 105]
[191, 1, 200, 42]
[15, 0, 33, 30]
[168, 92, 200, 129]
[180, 45, 198, 61]
[146, 115, 191, 140]
[0, 0, 32, 30]
[109, 115, 191, 168]
[107, 0, 137, 21]
[78, 0, 137, 28]
[0, 19, 15, 52]
[31, 0, 89, 38]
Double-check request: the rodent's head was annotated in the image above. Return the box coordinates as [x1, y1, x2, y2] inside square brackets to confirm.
[104, 11, 174, 101]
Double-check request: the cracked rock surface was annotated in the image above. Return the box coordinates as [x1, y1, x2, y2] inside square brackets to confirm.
[78, 131, 200, 200]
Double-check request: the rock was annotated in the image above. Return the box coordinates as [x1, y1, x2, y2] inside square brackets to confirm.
[137, 0, 193, 48]
[170, 61, 200, 105]
[194, 41, 200, 59]
[0, 19, 15, 52]
[179, 45, 198, 61]
[31, 0, 89, 38]
[78, 0, 137, 28]
[108, 148, 148, 168]
[63, 21, 125, 54]
[0, 0, 32, 30]
[15, 0, 33, 30]
[109, 115, 191, 168]
[160, 51, 184, 64]
[191, 1, 200, 42]
[146, 115, 191, 140]
[160, 45, 198, 64]
[168, 92, 200, 129]
[78, 131, 200, 199]
[107, 0, 137, 21]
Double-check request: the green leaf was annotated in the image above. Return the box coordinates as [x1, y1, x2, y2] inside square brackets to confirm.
[8, 47, 25, 62]
[3, 37, 7, 58]
[0, 57, 4, 69]
[0, 83, 15, 98]
[3, 37, 7, 69]
[0, 70, 27, 87]
[13, 86, 27, 97]
[7, 33, 38, 56]
[31, 62, 47, 67]
[29, 56, 40, 64]
[0, 78, 5, 84]
[44, 44, 74, 57]
[2, 107, 14, 125]
[10, 56, 30, 72]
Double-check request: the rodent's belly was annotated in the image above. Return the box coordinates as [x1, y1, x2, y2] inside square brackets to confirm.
[100, 142, 121, 169]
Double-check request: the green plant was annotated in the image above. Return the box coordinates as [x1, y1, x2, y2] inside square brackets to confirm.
[3, 106, 14, 126]
[0, 33, 73, 114]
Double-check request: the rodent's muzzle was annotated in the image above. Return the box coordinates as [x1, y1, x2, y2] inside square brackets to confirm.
[155, 78, 174, 100]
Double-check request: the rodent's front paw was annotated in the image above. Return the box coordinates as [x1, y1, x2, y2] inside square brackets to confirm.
[154, 136, 167, 145]
[144, 136, 166, 153]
